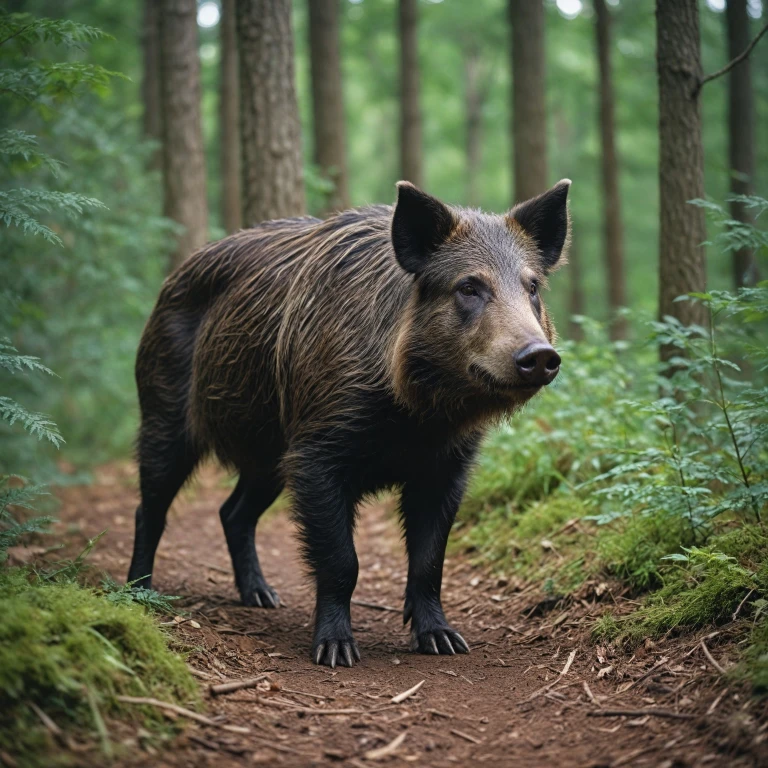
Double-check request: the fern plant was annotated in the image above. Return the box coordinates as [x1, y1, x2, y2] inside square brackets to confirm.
[0, 10, 116, 556]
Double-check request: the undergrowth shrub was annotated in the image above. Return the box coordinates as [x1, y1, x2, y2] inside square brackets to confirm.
[0, 12, 197, 762]
[459, 197, 767, 684]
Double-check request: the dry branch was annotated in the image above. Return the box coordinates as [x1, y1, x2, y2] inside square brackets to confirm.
[391, 679, 425, 704]
[209, 674, 269, 696]
[115, 695, 250, 734]
[587, 708, 695, 721]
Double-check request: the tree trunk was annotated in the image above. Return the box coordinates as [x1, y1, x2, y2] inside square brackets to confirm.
[237, 0, 305, 224]
[220, 0, 242, 233]
[141, 0, 162, 169]
[656, 0, 707, 361]
[726, 0, 757, 287]
[464, 46, 484, 207]
[568, 229, 585, 342]
[509, 0, 548, 203]
[158, 0, 209, 268]
[398, 0, 424, 188]
[594, 0, 627, 340]
[309, 0, 350, 215]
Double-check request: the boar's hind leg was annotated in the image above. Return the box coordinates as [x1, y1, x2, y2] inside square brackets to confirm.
[401, 450, 475, 656]
[291, 459, 360, 668]
[127, 435, 199, 590]
[220, 472, 283, 608]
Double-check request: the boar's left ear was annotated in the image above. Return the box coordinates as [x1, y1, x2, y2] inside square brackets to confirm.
[391, 181, 456, 274]
[508, 179, 571, 272]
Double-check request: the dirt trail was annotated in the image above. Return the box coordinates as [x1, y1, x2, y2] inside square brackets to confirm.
[51, 465, 762, 767]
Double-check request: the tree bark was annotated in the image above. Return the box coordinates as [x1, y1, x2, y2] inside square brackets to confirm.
[220, 0, 242, 233]
[309, 0, 350, 215]
[398, 0, 424, 188]
[237, 0, 305, 224]
[464, 46, 485, 207]
[509, 0, 548, 203]
[656, 0, 707, 360]
[141, 0, 162, 169]
[726, 0, 757, 287]
[158, 0, 209, 268]
[594, 0, 627, 340]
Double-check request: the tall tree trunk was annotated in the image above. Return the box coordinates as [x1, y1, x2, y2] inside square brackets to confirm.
[464, 46, 484, 207]
[237, 0, 305, 224]
[509, 0, 548, 203]
[726, 0, 757, 287]
[220, 0, 242, 233]
[594, 0, 627, 340]
[656, 0, 707, 362]
[309, 0, 350, 215]
[398, 0, 424, 187]
[568, 229, 585, 342]
[158, 0, 209, 268]
[141, 0, 162, 169]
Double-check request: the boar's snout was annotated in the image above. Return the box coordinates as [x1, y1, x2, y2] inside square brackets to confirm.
[514, 342, 561, 386]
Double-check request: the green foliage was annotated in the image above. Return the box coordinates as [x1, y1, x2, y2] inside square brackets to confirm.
[594, 533, 768, 647]
[0, 568, 198, 765]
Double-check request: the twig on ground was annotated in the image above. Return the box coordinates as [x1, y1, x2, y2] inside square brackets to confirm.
[188, 667, 215, 681]
[28, 702, 64, 740]
[587, 709, 695, 721]
[391, 679, 425, 704]
[582, 680, 600, 707]
[115, 695, 250, 734]
[621, 656, 669, 691]
[351, 598, 400, 613]
[451, 728, 482, 744]
[364, 732, 407, 761]
[527, 649, 577, 701]
[210, 674, 269, 696]
[700, 640, 726, 675]
[732, 589, 755, 622]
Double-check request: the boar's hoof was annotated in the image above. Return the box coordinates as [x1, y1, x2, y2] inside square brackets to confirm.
[241, 580, 281, 609]
[312, 638, 362, 669]
[411, 627, 470, 656]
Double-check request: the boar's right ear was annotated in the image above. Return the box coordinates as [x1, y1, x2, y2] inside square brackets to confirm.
[508, 179, 571, 272]
[391, 181, 456, 274]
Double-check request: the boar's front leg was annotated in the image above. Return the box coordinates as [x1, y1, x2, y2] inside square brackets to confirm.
[290, 455, 361, 668]
[401, 448, 475, 656]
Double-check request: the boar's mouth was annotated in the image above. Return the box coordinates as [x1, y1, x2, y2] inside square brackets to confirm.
[469, 364, 540, 394]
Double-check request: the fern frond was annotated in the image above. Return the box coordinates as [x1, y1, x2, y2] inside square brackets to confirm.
[0, 477, 48, 515]
[0, 14, 111, 49]
[0, 396, 64, 446]
[0, 129, 63, 175]
[0, 338, 57, 377]
[0, 62, 120, 104]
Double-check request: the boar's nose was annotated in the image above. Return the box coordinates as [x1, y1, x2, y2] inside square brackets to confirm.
[515, 342, 561, 386]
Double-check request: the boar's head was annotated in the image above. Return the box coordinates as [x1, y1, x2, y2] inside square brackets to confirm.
[391, 179, 570, 416]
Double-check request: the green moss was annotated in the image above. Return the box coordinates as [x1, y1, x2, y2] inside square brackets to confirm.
[454, 495, 592, 592]
[593, 545, 760, 647]
[0, 568, 198, 765]
[743, 617, 768, 693]
[595, 512, 697, 590]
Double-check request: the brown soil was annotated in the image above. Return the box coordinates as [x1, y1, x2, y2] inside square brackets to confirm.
[39, 464, 768, 767]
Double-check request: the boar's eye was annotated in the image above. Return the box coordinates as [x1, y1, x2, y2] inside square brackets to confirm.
[458, 283, 479, 298]
[529, 280, 538, 297]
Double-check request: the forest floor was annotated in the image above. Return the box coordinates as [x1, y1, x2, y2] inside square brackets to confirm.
[40, 463, 768, 768]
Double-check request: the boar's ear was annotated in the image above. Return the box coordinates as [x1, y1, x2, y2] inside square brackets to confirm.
[507, 179, 571, 272]
[391, 181, 456, 274]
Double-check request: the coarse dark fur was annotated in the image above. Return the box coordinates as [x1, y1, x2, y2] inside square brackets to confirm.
[128, 180, 571, 667]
